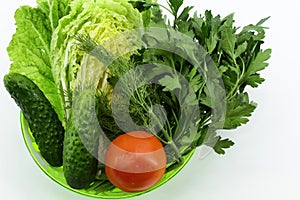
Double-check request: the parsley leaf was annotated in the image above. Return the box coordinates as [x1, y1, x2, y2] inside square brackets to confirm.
[168, 0, 184, 17]
[213, 137, 235, 155]
[219, 13, 236, 60]
[241, 49, 272, 88]
[224, 93, 257, 129]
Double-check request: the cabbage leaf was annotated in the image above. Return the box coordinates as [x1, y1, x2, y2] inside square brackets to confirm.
[51, 0, 142, 119]
[7, 0, 72, 121]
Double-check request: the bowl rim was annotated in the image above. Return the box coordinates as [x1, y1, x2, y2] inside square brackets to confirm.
[20, 112, 195, 199]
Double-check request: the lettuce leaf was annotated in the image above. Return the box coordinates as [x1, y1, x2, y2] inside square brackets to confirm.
[37, 0, 72, 32]
[7, 1, 72, 122]
[8, 6, 52, 79]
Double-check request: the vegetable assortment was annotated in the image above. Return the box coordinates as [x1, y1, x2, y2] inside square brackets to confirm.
[4, 0, 271, 194]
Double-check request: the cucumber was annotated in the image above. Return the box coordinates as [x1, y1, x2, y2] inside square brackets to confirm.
[4, 73, 64, 167]
[63, 90, 100, 189]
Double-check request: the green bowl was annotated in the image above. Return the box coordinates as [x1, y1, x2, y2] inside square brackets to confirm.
[20, 113, 195, 199]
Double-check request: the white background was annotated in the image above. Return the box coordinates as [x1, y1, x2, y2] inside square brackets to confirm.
[1, 0, 299, 200]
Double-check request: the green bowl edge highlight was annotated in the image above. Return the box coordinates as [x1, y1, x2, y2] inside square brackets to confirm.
[20, 112, 195, 199]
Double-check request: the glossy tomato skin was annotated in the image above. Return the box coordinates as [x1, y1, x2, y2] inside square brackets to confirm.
[104, 131, 166, 192]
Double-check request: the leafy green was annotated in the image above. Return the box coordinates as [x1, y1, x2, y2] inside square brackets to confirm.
[8, 6, 52, 79]
[37, 0, 71, 31]
[50, 0, 142, 120]
[128, 1, 271, 155]
[240, 49, 272, 89]
[219, 14, 236, 60]
[213, 137, 235, 155]
[168, 0, 184, 17]
[7, 0, 72, 122]
[224, 93, 257, 129]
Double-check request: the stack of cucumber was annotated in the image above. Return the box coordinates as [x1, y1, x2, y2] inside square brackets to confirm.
[4, 73, 101, 189]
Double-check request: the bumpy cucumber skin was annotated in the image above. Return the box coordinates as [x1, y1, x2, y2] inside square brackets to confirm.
[63, 90, 100, 189]
[4, 73, 64, 167]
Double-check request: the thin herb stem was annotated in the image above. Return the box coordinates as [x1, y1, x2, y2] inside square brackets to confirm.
[134, 88, 183, 161]
[226, 58, 240, 99]
[155, 3, 173, 17]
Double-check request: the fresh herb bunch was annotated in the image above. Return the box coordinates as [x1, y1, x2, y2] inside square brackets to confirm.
[129, 0, 271, 154]
[79, 0, 271, 163]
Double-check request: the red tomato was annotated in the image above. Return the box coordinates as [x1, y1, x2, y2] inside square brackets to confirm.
[104, 130, 166, 192]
